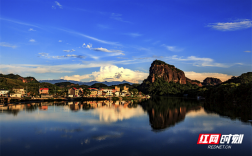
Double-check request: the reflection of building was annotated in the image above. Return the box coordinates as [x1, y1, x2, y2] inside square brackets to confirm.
[39, 106, 48, 110]
[70, 104, 79, 111]
[8, 104, 25, 110]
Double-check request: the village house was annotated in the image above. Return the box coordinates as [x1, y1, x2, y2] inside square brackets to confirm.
[102, 89, 114, 97]
[115, 86, 120, 92]
[88, 88, 98, 97]
[0, 90, 9, 96]
[10, 93, 22, 98]
[97, 89, 104, 97]
[68, 87, 83, 97]
[114, 91, 120, 97]
[9, 88, 27, 97]
[121, 86, 129, 93]
[39, 88, 49, 94]
[13, 88, 26, 96]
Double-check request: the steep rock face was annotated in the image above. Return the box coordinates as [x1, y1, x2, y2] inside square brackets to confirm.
[202, 77, 222, 86]
[147, 60, 187, 84]
[18, 77, 38, 83]
[186, 78, 202, 87]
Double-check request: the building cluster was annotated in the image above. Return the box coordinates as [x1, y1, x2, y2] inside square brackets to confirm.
[87, 86, 131, 97]
[0, 88, 51, 98]
[0, 85, 143, 98]
[0, 88, 26, 98]
[67, 85, 132, 97]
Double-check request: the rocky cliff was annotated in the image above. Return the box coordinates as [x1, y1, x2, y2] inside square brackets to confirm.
[146, 60, 202, 86]
[147, 60, 187, 84]
[202, 77, 222, 86]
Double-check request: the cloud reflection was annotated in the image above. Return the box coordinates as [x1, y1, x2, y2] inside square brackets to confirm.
[92, 105, 146, 122]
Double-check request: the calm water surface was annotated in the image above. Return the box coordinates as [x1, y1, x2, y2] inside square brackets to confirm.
[1, 98, 251, 156]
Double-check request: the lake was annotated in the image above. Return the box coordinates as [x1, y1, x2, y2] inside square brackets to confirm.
[1, 97, 251, 156]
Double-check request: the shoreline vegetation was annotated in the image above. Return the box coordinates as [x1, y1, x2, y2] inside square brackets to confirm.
[0, 96, 149, 105]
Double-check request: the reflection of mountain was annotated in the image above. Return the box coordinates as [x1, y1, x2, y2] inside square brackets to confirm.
[204, 103, 252, 124]
[140, 97, 202, 131]
[148, 106, 202, 130]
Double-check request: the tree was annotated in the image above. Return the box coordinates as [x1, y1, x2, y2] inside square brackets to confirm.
[82, 88, 91, 97]
[132, 88, 138, 96]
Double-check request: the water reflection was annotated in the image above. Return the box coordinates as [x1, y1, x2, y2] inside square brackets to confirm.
[0, 98, 251, 156]
[139, 97, 203, 131]
[1, 98, 251, 127]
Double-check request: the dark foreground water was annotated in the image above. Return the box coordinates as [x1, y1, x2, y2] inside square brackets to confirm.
[1, 97, 251, 156]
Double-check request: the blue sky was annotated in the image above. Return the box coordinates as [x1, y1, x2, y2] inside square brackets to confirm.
[0, 0, 251, 83]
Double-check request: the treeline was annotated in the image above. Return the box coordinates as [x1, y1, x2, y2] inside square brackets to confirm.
[138, 77, 200, 96]
[0, 73, 141, 96]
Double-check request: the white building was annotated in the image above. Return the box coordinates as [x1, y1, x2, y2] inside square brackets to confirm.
[102, 89, 113, 96]
[0, 90, 9, 96]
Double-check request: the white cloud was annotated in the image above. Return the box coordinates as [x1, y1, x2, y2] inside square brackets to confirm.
[86, 43, 92, 49]
[0, 17, 41, 28]
[60, 29, 121, 46]
[29, 39, 35, 42]
[0, 62, 112, 75]
[39, 53, 85, 59]
[93, 47, 124, 55]
[59, 40, 62, 42]
[0, 64, 72, 74]
[186, 107, 218, 118]
[207, 19, 252, 31]
[61, 65, 148, 83]
[55, 1, 62, 9]
[63, 49, 75, 52]
[60, 75, 91, 81]
[171, 55, 229, 67]
[82, 43, 86, 48]
[163, 44, 183, 52]
[28, 28, 36, 31]
[184, 71, 232, 82]
[244, 50, 251, 53]
[0, 42, 17, 48]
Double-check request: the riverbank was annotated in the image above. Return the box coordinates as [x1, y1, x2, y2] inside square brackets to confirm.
[1, 96, 150, 105]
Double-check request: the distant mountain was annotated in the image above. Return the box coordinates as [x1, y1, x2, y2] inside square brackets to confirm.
[202, 77, 222, 86]
[39, 79, 133, 86]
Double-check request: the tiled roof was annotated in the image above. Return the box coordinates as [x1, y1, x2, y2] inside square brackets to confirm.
[39, 88, 49, 90]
